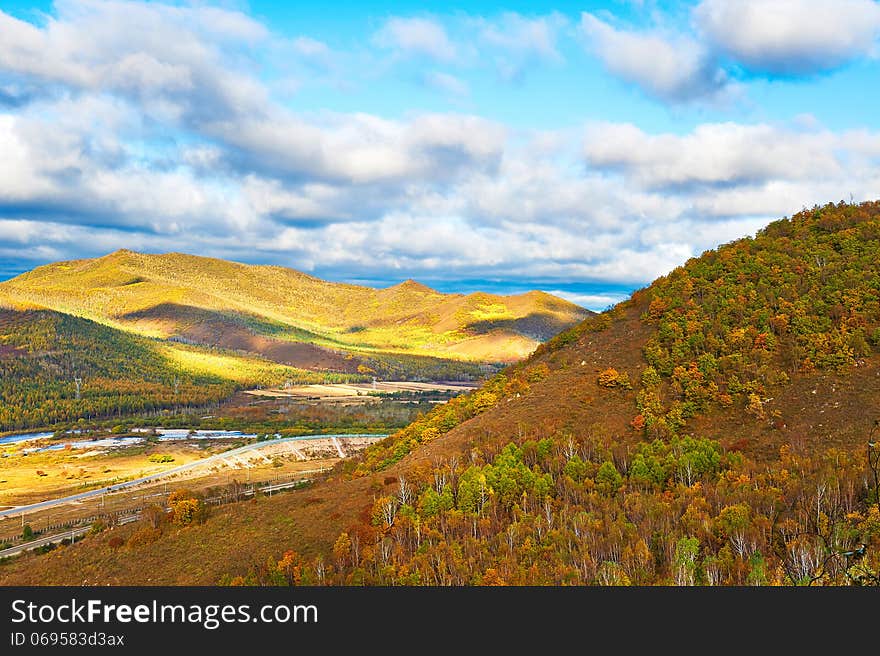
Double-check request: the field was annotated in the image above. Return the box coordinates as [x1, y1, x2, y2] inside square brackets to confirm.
[0, 380, 468, 510]
[0, 431, 386, 548]
[245, 380, 478, 400]
[0, 441, 206, 508]
[0, 450, 344, 549]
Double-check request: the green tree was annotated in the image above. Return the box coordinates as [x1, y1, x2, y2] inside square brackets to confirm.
[457, 467, 489, 514]
[747, 551, 767, 586]
[563, 455, 588, 483]
[596, 461, 623, 494]
[673, 536, 700, 586]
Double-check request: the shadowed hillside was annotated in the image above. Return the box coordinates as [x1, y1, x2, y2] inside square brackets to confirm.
[3, 201, 879, 586]
[0, 308, 333, 430]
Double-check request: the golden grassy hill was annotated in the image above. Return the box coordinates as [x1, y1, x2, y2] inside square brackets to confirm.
[5, 201, 879, 586]
[0, 250, 591, 366]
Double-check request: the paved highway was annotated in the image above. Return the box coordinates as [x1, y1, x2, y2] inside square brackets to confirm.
[0, 433, 386, 519]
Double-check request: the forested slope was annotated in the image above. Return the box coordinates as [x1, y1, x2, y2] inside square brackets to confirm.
[0, 309, 322, 430]
[3, 201, 879, 586]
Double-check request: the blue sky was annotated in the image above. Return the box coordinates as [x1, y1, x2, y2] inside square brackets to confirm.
[1, 1, 879, 309]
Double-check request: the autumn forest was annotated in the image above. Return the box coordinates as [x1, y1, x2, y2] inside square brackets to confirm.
[1, 201, 878, 587]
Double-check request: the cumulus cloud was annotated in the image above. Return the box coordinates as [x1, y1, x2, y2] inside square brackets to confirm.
[212, 111, 505, 186]
[0, 0, 270, 129]
[695, 0, 880, 75]
[583, 120, 880, 226]
[2, 1, 880, 300]
[0, 3, 503, 188]
[584, 122, 842, 189]
[373, 17, 457, 62]
[580, 2, 880, 101]
[0, 100, 254, 235]
[580, 12, 729, 102]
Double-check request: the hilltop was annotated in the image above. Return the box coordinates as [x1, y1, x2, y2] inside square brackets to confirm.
[2, 201, 879, 586]
[0, 250, 590, 367]
[0, 252, 587, 431]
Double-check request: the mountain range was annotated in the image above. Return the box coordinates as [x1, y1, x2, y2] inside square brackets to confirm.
[0, 249, 589, 365]
[0, 250, 589, 430]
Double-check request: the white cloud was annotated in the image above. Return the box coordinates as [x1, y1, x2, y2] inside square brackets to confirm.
[577, 2, 880, 101]
[0, 106, 253, 235]
[0, 3, 504, 188]
[212, 111, 505, 185]
[455, 154, 658, 228]
[291, 37, 331, 59]
[695, 0, 880, 75]
[0, 216, 260, 269]
[547, 291, 629, 311]
[477, 12, 568, 79]
[580, 12, 729, 102]
[373, 13, 566, 82]
[584, 122, 842, 188]
[479, 12, 567, 62]
[578, 119, 880, 266]
[0, 115, 64, 199]
[242, 176, 369, 224]
[373, 17, 457, 62]
[0, 1, 270, 125]
[423, 71, 469, 97]
[0, 10, 90, 87]
[288, 36, 335, 73]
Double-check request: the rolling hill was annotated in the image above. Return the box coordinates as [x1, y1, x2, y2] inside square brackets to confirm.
[0, 251, 588, 431]
[0, 250, 591, 366]
[2, 201, 879, 586]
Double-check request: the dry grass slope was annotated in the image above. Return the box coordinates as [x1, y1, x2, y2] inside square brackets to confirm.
[0, 250, 591, 367]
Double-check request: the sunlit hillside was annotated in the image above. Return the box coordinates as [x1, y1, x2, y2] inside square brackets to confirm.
[0, 250, 590, 365]
[0, 252, 587, 431]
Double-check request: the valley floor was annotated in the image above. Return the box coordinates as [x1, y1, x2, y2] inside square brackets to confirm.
[246, 380, 478, 400]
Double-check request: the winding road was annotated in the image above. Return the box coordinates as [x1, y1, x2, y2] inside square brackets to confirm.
[0, 432, 386, 519]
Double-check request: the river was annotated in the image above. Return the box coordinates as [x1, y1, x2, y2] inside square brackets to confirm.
[1, 428, 260, 452]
